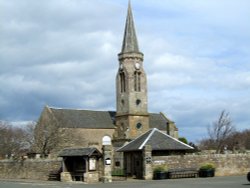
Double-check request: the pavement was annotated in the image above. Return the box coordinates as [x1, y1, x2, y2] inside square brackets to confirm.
[0, 176, 249, 188]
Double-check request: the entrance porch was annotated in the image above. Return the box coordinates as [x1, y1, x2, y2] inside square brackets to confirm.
[58, 147, 102, 183]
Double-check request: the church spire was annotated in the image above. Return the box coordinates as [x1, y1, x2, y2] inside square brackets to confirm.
[115, 1, 148, 142]
[121, 1, 140, 53]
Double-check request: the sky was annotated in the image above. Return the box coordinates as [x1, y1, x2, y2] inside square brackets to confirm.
[1, 0, 250, 143]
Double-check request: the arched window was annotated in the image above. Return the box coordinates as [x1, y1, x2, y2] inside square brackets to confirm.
[120, 72, 126, 92]
[102, 136, 111, 145]
[134, 71, 141, 92]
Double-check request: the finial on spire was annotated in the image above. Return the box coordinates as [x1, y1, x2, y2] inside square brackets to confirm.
[121, 1, 140, 54]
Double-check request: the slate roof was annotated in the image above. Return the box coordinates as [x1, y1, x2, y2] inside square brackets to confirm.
[48, 107, 115, 129]
[117, 128, 193, 152]
[47, 106, 170, 130]
[58, 147, 101, 157]
[149, 113, 171, 130]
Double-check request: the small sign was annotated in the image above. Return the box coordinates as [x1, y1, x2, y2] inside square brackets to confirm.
[89, 157, 96, 170]
[105, 158, 111, 165]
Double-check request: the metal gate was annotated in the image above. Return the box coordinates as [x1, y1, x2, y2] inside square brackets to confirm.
[112, 168, 127, 181]
[111, 157, 127, 181]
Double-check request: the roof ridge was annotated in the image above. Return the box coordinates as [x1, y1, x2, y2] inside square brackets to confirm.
[47, 106, 113, 112]
[116, 129, 153, 152]
[139, 128, 157, 150]
[47, 106, 168, 115]
[159, 112, 174, 123]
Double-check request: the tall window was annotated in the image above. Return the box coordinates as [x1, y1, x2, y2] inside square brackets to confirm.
[120, 72, 126, 92]
[134, 71, 141, 92]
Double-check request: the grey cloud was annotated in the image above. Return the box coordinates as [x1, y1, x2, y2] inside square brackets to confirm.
[1, 0, 249, 142]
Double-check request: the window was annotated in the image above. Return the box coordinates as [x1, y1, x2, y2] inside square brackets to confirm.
[136, 99, 141, 106]
[115, 161, 120, 167]
[134, 71, 141, 92]
[120, 123, 124, 131]
[136, 123, 142, 130]
[120, 72, 126, 92]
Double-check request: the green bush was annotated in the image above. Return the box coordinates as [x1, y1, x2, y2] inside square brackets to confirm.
[199, 163, 216, 170]
[153, 164, 168, 172]
[179, 137, 188, 144]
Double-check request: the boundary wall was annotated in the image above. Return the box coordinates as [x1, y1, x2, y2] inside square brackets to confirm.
[0, 154, 249, 180]
[0, 158, 62, 180]
[153, 154, 250, 176]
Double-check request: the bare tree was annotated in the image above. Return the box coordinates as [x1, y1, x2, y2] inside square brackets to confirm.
[243, 129, 250, 150]
[21, 121, 36, 150]
[198, 138, 216, 151]
[207, 110, 236, 153]
[33, 120, 60, 157]
[0, 121, 11, 158]
[0, 121, 35, 158]
[224, 129, 250, 152]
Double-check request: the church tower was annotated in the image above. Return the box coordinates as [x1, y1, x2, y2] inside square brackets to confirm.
[114, 2, 149, 145]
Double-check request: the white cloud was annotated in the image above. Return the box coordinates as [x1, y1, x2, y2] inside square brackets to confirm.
[0, 0, 249, 142]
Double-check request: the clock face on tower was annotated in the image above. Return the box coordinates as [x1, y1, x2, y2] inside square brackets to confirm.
[120, 64, 123, 70]
[136, 123, 142, 129]
[135, 62, 140, 69]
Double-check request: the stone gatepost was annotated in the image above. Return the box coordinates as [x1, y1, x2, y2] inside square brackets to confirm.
[60, 172, 72, 182]
[60, 159, 72, 182]
[102, 145, 112, 183]
[143, 145, 153, 180]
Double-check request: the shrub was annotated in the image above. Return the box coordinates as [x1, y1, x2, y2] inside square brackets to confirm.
[199, 163, 216, 170]
[153, 164, 168, 172]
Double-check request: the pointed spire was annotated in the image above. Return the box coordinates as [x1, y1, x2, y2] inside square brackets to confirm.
[121, 1, 140, 53]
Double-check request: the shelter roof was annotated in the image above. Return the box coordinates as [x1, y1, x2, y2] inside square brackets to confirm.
[117, 128, 193, 152]
[58, 147, 101, 157]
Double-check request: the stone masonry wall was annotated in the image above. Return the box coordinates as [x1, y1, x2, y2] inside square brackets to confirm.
[57, 128, 114, 153]
[0, 159, 62, 180]
[0, 154, 249, 181]
[153, 154, 250, 176]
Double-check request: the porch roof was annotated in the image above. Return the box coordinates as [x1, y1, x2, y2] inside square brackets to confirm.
[58, 147, 102, 157]
[117, 128, 194, 152]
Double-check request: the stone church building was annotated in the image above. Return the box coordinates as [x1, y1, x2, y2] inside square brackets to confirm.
[34, 2, 193, 183]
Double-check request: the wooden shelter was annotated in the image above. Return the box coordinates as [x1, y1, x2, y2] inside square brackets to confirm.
[58, 147, 102, 183]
